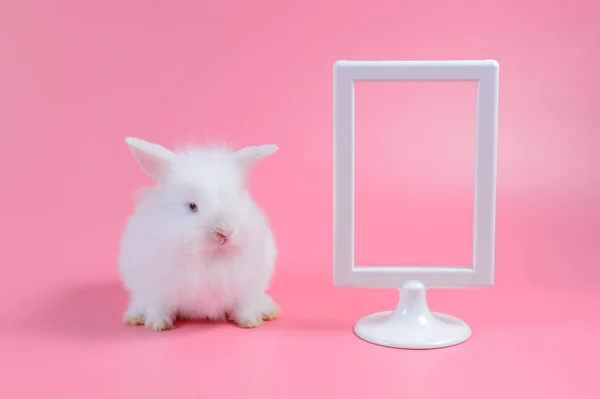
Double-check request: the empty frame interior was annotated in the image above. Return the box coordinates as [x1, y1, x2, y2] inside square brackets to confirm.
[354, 80, 477, 268]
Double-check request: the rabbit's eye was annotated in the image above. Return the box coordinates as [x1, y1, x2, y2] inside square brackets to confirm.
[188, 203, 198, 213]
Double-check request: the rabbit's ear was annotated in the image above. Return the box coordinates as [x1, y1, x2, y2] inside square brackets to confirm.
[232, 144, 278, 171]
[125, 137, 175, 179]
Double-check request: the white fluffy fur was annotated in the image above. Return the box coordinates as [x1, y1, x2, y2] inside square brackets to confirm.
[119, 137, 280, 331]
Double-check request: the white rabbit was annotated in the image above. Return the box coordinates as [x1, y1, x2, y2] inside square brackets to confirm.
[119, 137, 280, 331]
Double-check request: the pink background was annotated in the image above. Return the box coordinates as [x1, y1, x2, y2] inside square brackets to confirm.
[1, 0, 599, 398]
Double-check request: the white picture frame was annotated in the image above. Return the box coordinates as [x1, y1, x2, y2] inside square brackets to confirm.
[333, 60, 499, 349]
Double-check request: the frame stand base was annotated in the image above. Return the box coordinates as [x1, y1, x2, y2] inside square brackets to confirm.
[354, 280, 471, 349]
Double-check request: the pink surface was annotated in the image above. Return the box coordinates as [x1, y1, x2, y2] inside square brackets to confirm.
[1, 0, 599, 398]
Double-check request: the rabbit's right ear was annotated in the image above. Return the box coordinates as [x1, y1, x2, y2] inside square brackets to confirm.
[125, 137, 175, 179]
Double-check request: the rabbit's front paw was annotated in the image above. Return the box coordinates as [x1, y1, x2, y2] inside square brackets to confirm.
[123, 312, 145, 325]
[143, 307, 174, 331]
[123, 302, 146, 325]
[232, 294, 280, 328]
[261, 297, 281, 321]
[235, 317, 263, 329]
[144, 317, 174, 331]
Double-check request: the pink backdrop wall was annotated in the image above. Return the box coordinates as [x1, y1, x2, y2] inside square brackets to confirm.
[1, 0, 599, 397]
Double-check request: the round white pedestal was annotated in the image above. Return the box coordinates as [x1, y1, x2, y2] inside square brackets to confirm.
[354, 281, 471, 349]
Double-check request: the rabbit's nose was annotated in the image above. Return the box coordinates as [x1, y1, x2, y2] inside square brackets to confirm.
[214, 229, 232, 245]
[215, 231, 227, 239]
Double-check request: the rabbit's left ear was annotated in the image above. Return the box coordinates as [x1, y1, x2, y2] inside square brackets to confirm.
[232, 144, 278, 171]
[125, 137, 175, 179]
